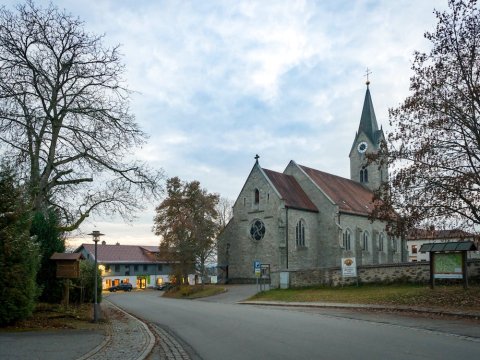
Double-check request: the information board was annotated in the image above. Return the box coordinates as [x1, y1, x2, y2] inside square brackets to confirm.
[433, 253, 463, 279]
[341, 257, 357, 278]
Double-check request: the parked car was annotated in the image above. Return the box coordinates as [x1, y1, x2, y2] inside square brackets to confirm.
[156, 282, 173, 291]
[108, 283, 133, 292]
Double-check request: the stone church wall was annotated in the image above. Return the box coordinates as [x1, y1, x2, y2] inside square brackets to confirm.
[339, 213, 403, 266]
[284, 162, 342, 268]
[218, 165, 287, 281]
[270, 259, 480, 287]
[285, 208, 319, 270]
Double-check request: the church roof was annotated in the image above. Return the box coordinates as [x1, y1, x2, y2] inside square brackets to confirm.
[299, 165, 375, 216]
[263, 168, 318, 212]
[358, 86, 380, 144]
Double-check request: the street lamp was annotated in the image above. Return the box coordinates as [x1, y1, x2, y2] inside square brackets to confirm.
[88, 230, 104, 323]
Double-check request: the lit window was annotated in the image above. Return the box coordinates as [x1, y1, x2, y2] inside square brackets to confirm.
[296, 220, 306, 247]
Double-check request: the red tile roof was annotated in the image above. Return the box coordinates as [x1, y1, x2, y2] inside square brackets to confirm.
[263, 168, 318, 212]
[407, 228, 476, 240]
[299, 165, 375, 216]
[78, 244, 165, 263]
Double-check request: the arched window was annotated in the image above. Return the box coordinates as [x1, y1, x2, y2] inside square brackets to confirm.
[378, 233, 384, 251]
[254, 189, 259, 204]
[391, 237, 397, 252]
[296, 220, 305, 247]
[362, 231, 369, 251]
[360, 167, 368, 183]
[343, 229, 352, 250]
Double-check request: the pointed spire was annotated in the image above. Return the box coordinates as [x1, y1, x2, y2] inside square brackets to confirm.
[358, 84, 379, 144]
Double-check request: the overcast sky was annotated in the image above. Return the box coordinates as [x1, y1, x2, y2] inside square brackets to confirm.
[4, 0, 447, 248]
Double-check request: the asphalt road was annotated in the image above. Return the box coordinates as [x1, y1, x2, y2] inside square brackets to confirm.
[107, 289, 480, 360]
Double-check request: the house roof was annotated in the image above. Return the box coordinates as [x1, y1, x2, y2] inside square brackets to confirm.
[50, 252, 84, 261]
[299, 165, 375, 216]
[77, 244, 165, 264]
[263, 169, 318, 212]
[407, 228, 475, 241]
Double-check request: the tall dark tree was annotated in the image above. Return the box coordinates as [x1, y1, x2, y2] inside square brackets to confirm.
[153, 177, 219, 284]
[376, 0, 480, 233]
[0, 1, 163, 231]
[31, 210, 65, 302]
[0, 164, 39, 325]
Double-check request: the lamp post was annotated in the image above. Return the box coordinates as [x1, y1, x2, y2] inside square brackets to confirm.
[88, 230, 104, 323]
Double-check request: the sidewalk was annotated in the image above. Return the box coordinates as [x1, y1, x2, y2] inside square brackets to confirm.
[0, 301, 155, 360]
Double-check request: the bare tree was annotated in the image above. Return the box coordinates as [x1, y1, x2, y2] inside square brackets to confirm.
[375, 0, 480, 234]
[0, 1, 163, 231]
[216, 197, 233, 231]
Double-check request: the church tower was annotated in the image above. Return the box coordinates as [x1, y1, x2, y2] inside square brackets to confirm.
[349, 81, 387, 192]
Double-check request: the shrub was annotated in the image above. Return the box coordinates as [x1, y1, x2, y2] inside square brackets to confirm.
[0, 165, 40, 325]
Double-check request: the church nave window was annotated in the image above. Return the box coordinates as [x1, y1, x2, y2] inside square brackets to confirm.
[362, 231, 369, 251]
[378, 233, 384, 252]
[391, 237, 397, 252]
[343, 229, 352, 250]
[360, 167, 368, 183]
[295, 220, 306, 247]
[254, 188, 260, 204]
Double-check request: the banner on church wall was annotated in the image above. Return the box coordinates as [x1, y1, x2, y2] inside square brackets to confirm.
[341, 257, 357, 278]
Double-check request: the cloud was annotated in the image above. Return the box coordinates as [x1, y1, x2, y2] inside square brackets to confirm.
[2, 0, 447, 245]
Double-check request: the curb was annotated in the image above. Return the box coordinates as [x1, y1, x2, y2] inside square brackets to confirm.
[239, 301, 480, 320]
[106, 300, 156, 360]
[76, 304, 112, 360]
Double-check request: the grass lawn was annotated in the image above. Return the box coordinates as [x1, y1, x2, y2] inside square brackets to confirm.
[162, 285, 226, 299]
[250, 284, 480, 312]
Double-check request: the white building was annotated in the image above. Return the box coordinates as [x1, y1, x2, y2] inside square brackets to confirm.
[407, 228, 480, 262]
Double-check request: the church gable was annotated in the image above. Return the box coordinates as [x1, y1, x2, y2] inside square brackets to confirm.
[232, 162, 282, 213]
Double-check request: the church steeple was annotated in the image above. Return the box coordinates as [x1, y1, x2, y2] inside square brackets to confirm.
[358, 86, 380, 145]
[349, 77, 387, 192]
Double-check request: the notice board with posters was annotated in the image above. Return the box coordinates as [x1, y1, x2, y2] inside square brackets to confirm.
[433, 252, 463, 279]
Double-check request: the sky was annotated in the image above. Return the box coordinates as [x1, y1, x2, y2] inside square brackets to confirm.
[3, 0, 448, 248]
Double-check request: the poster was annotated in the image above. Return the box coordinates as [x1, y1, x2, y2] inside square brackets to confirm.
[341, 257, 357, 278]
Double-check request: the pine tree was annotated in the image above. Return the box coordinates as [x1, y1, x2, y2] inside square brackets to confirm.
[0, 165, 39, 325]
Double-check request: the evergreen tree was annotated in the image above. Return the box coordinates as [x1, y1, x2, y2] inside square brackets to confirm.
[31, 210, 65, 303]
[0, 165, 39, 325]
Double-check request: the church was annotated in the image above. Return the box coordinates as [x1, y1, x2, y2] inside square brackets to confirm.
[218, 83, 404, 283]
